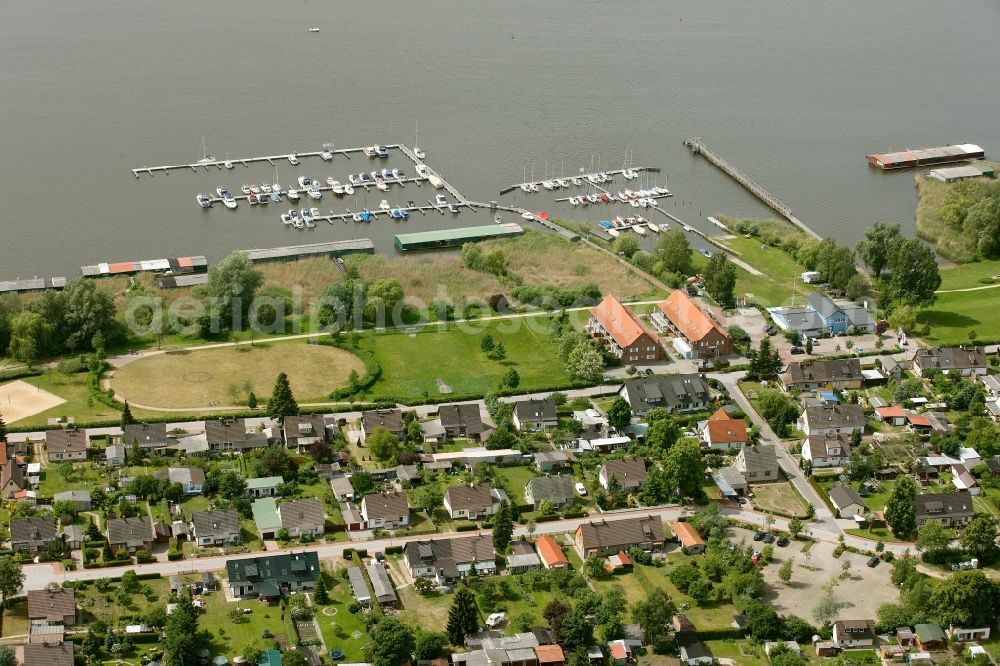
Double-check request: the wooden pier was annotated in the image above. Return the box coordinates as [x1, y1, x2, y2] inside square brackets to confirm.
[552, 191, 673, 204]
[130, 145, 382, 178]
[684, 138, 820, 240]
[500, 166, 660, 195]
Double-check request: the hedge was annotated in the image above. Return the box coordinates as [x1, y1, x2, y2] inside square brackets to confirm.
[385, 545, 403, 555]
[321, 339, 382, 400]
[136, 572, 162, 580]
[455, 524, 479, 532]
[83, 558, 133, 569]
[0, 367, 42, 382]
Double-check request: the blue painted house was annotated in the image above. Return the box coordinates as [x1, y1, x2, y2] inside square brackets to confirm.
[768, 293, 874, 339]
[806, 293, 849, 335]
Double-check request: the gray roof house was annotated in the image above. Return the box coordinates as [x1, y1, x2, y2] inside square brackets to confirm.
[360, 409, 406, 442]
[330, 475, 355, 501]
[122, 422, 171, 452]
[443, 483, 507, 520]
[734, 445, 779, 484]
[282, 414, 329, 450]
[23, 642, 74, 666]
[360, 492, 410, 530]
[439, 403, 493, 442]
[525, 475, 575, 510]
[829, 486, 867, 518]
[190, 508, 241, 547]
[575, 516, 666, 558]
[105, 444, 127, 467]
[535, 450, 573, 472]
[347, 565, 371, 606]
[620, 375, 710, 416]
[781, 358, 864, 392]
[154, 466, 206, 495]
[278, 499, 326, 537]
[225, 551, 320, 599]
[512, 399, 559, 432]
[366, 561, 397, 607]
[404, 534, 497, 586]
[11, 517, 58, 554]
[798, 404, 867, 437]
[53, 490, 91, 511]
[45, 429, 87, 462]
[914, 492, 975, 528]
[913, 346, 988, 377]
[205, 418, 268, 452]
[107, 516, 154, 553]
[27, 587, 76, 626]
[599, 458, 648, 493]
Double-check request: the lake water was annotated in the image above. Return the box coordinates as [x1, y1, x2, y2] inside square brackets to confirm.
[3, 0, 999, 278]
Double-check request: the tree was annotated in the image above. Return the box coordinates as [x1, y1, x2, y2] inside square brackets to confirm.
[631, 587, 676, 646]
[62, 279, 120, 351]
[365, 278, 406, 323]
[559, 607, 594, 650]
[788, 517, 804, 539]
[0, 557, 24, 609]
[313, 574, 329, 605]
[606, 396, 632, 431]
[499, 368, 520, 390]
[120, 401, 135, 427]
[267, 372, 299, 419]
[543, 598, 571, 639]
[644, 415, 681, 456]
[281, 652, 308, 666]
[491, 341, 507, 361]
[884, 476, 917, 537]
[7, 311, 53, 364]
[585, 556, 609, 580]
[255, 444, 297, 479]
[929, 571, 1000, 628]
[446, 586, 480, 645]
[203, 251, 264, 331]
[663, 439, 705, 497]
[915, 521, 953, 554]
[778, 559, 794, 583]
[538, 499, 555, 516]
[247, 390, 257, 409]
[613, 234, 639, 259]
[0, 646, 15, 666]
[480, 334, 495, 354]
[884, 237, 941, 307]
[367, 426, 400, 464]
[748, 337, 782, 381]
[888, 305, 917, 334]
[654, 229, 694, 276]
[351, 471, 376, 497]
[857, 221, 901, 278]
[755, 390, 799, 437]
[414, 631, 448, 660]
[485, 425, 517, 451]
[162, 593, 198, 666]
[0, 411, 5, 442]
[492, 500, 514, 551]
[566, 343, 604, 383]
[704, 253, 737, 307]
[845, 273, 871, 301]
[416, 487, 443, 514]
[52, 500, 78, 523]
[744, 599, 784, 639]
[812, 586, 842, 626]
[218, 471, 247, 500]
[817, 244, 858, 292]
[960, 515, 999, 561]
[367, 617, 415, 666]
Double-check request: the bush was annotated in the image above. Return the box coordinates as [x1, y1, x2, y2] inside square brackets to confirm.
[135, 549, 155, 564]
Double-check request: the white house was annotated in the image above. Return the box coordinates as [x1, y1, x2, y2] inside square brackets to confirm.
[833, 620, 876, 648]
[801, 434, 851, 468]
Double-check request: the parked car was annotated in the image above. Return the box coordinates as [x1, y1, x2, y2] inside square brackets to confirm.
[375, 552, 386, 563]
[736, 496, 747, 505]
[867, 556, 880, 568]
[763, 534, 775, 544]
[776, 536, 789, 547]
[753, 531, 766, 541]
[575, 482, 587, 496]
[644, 368, 654, 376]
[789, 346, 805, 355]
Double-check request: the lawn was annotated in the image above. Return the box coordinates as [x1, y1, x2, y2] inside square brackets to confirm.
[494, 465, 540, 502]
[750, 482, 809, 518]
[0, 598, 28, 639]
[709, 235, 814, 309]
[355, 317, 571, 401]
[314, 566, 372, 662]
[937, 258, 1000, 290]
[918, 288, 1000, 345]
[11, 370, 121, 428]
[197, 585, 297, 656]
[74, 576, 171, 626]
[705, 638, 770, 666]
[38, 461, 115, 497]
[112, 342, 365, 409]
[845, 527, 909, 543]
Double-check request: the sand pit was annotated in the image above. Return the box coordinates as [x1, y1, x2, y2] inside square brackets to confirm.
[0, 380, 66, 423]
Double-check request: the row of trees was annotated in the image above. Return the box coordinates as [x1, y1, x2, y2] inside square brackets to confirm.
[935, 178, 1000, 259]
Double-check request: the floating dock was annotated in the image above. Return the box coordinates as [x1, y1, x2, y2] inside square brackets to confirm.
[242, 239, 375, 263]
[157, 274, 209, 289]
[0, 276, 67, 295]
[131, 144, 388, 178]
[500, 167, 660, 195]
[81, 255, 208, 278]
[868, 144, 984, 170]
[684, 138, 820, 240]
[394, 224, 524, 251]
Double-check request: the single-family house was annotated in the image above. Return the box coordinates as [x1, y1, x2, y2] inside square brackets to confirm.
[205, 418, 266, 453]
[107, 516, 154, 553]
[63, 525, 83, 550]
[609, 639, 642, 665]
[801, 433, 851, 468]
[190, 508, 241, 546]
[958, 447, 982, 468]
[154, 467, 205, 495]
[11, 517, 58, 554]
[278, 499, 326, 538]
[225, 551, 320, 599]
[829, 486, 867, 518]
[535, 450, 573, 472]
[701, 407, 748, 450]
[443, 483, 507, 520]
[245, 476, 283, 498]
[951, 464, 979, 495]
[914, 492, 974, 528]
[620, 375, 711, 416]
[367, 561, 397, 607]
[980, 375, 1000, 398]
[768, 292, 873, 339]
[45, 429, 87, 462]
[429, 447, 522, 469]
[105, 445, 127, 467]
[438, 403, 493, 442]
[599, 458, 647, 493]
[833, 620, 877, 648]
[27, 588, 76, 626]
[403, 535, 497, 586]
[781, 358, 864, 392]
[122, 422, 171, 454]
[23, 643, 74, 666]
[360, 492, 410, 530]
[652, 290, 731, 359]
[330, 475, 355, 501]
[524, 475, 575, 510]
[53, 490, 91, 511]
[672, 521, 706, 554]
[586, 294, 662, 363]
[360, 409, 406, 443]
[734, 445, 779, 484]
[913, 346, 988, 377]
[507, 541, 542, 574]
[535, 535, 569, 569]
[798, 404, 867, 437]
[512, 398, 559, 432]
[282, 414, 329, 450]
[679, 641, 714, 666]
[914, 624, 946, 651]
[575, 516, 665, 558]
[0, 463, 26, 499]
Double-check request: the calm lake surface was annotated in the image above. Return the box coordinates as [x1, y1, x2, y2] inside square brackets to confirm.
[3, 0, 999, 277]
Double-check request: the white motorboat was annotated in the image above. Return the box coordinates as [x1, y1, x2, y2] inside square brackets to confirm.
[300, 207, 314, 225]
[331, 180, 344, 195]
[363, 146, 378, 157]
[647, 222, 660, 233]
[320, 143, 334, 160]
[352, 213, 363, 222]
[520, 184, 531, 193]
[682, 224, 694, 232]
[392, 168, 405, 179]
[224, 161, 233, 170]
[556, 179, 569, 188]
[215, 185, 228, 197]
[608, 228, 620, 237]
[348, 173, 362, 186]
[260, 183, 271, 194]
[286, 188, 300, 201]
[586, 194, 599, 203]
[633, 225, 647, 236]
[571, 177, 582, 186]
[293, 218, 305, 229]
[343, 183, 354, 195]
[297, 176, 312, 189]
[307, 187, 323, 200]
[326, 176, 336, 187]
[281, 210, 297, 225]
[630, 200, 640, 208]
[241, 184, 251, 195]
[250, 183, 260, 194]
[520, 211, 534, 221]
[569, 197, 581, 206]
[376, 180, 389, 192]
[307, 27, 320, 32]
[528, 183, 540, 193]
[288, 153, 300, 166]
[541, 180, 555, 190]
[310, 207, 321, 219]
[196, 194, 213, 208]
[413, 120, 426, 160]
[379, 199, 391, 210]
[414, 147, 426, 160]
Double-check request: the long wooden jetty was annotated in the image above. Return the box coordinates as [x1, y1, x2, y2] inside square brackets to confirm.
[500, 166, 660, 195]
[683, 138, 820, 240]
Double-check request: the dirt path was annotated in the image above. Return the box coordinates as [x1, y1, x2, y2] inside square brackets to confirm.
[935, 283, 1000, 293]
